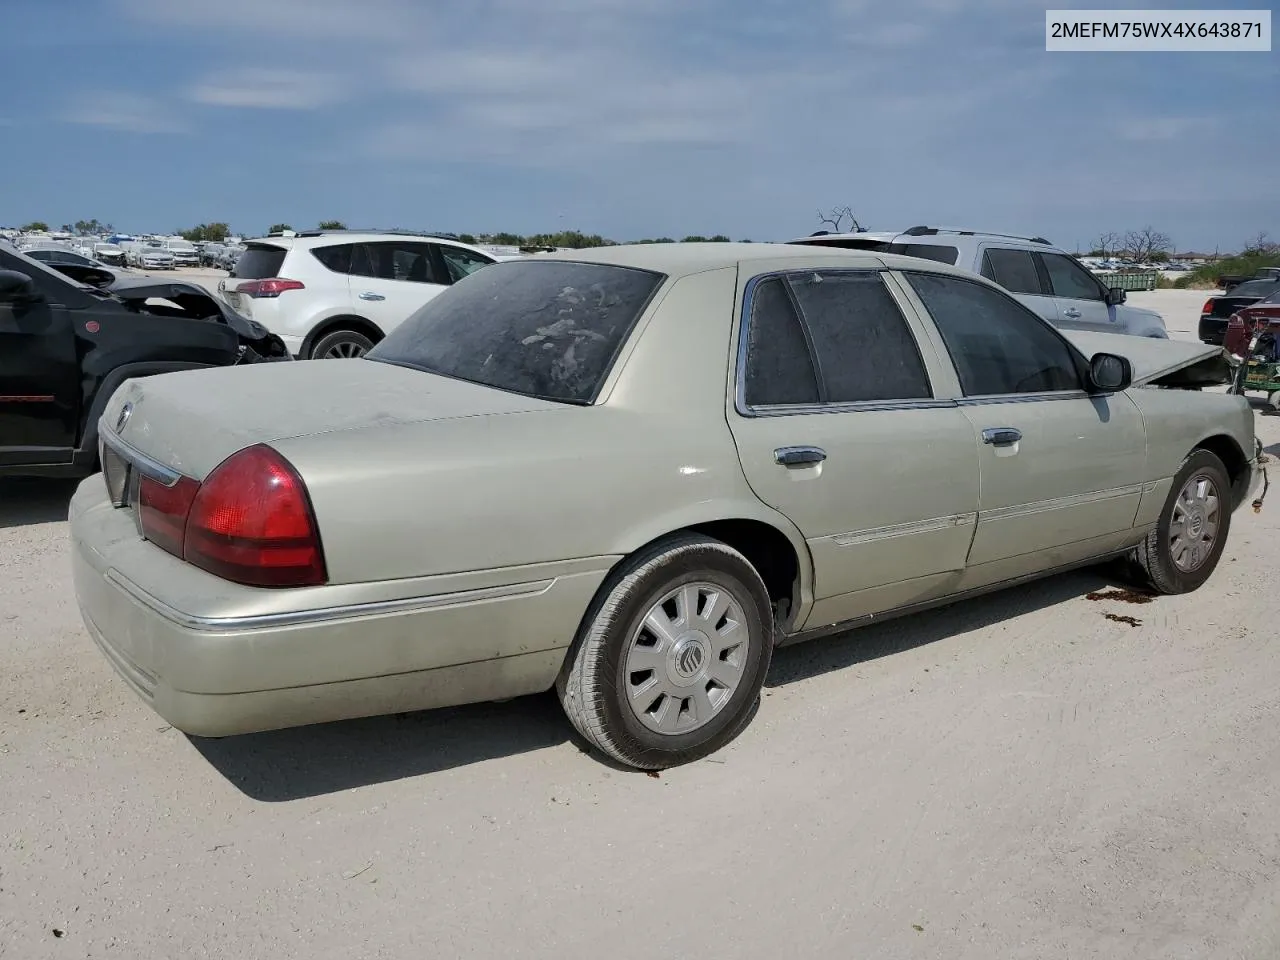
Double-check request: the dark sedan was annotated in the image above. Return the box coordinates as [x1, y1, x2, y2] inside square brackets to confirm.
[1200, 279, 1280, 345]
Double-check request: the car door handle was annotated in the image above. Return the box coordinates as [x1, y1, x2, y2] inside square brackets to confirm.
[1062, 308, 1082, 319]
[358, 291, 386, 301]
[981, 428, 1022, 446]
[774, 445, 826, 466]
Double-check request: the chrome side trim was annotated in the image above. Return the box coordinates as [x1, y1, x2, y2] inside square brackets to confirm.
[98, 422, 184, 487]
[980, 484, 1144, 521]
[746, 398, 958, 417]
[957, 390, 1097, 406]
[831, 512, 976, 547]
[104, 572, 557, 632]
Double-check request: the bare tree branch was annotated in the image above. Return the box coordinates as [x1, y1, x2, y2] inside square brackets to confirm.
[1122, 226, 1173, 262]
[1090, 231, 1121, 257]
[817, 205, 861, 234]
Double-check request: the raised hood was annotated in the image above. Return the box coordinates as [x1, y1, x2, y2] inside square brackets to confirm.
[1062, 330, 1232, 387]
[100, 359, 560, 479]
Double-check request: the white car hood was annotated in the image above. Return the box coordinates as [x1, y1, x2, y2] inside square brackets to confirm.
[1063, 330, 1228, 386]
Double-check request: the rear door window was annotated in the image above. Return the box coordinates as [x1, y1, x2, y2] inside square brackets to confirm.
[785, 270, 932, 403]
[360, 241, 447, 284]
[231, 244, 288, 279]
[743, 278, 820, 407]
[980, 248, 1046, 295]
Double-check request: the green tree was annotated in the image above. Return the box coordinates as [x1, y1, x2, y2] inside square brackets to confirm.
[59, 223, 74, 234]
[709, 234, 731, 242]
[73, 218, 112, 236]
[317, 219, 346, 230]
[268, 223, 293, 234]
[681, 235, 709, 242]
[457, 233, 478, 245]
[180, 222, 231, 242]
[21, 221, 49, 232]
[491, 232, 523, 245]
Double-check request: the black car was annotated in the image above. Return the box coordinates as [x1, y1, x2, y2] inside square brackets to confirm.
[1199, 278, 1280, 345]
[0, 245, 289, 478]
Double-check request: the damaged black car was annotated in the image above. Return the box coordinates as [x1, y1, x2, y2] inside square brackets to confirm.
[0, 245, 289, 478]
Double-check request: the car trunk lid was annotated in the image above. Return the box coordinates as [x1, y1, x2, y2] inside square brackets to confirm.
[98, 359, 561, 481]
[218, 240, 291, 315]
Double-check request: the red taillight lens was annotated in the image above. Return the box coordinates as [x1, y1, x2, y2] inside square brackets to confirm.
[236, 278, 305, 298]
[1201, 299, 1215, 315]
[183, 445, 327, 587]
[138, 475, 201, 557]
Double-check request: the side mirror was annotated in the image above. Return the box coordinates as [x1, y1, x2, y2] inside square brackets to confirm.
[1105, 286, 1127, 306]
[0, 269, 39, 305]
[1088, 352, 1132, 393]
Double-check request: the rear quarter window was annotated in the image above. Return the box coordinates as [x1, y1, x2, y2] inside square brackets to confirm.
[368, 260, 664, 403]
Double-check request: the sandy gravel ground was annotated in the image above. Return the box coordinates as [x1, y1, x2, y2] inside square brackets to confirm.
[2, 291, 1278, 959]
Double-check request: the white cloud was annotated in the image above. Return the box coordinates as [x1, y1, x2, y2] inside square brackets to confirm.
[60, 92, 186, 134]
[189, 68, 345, 109]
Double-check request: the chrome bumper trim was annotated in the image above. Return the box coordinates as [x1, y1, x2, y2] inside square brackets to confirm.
[104, 571, 556, 633]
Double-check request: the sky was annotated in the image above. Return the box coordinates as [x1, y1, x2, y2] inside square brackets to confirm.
[0, 0, 1275, 252]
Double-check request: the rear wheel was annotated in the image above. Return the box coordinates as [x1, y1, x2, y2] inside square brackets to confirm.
[309, 329, 375, 360]
[1131, 449, 1232, 594]
[557, 534, 773, 770]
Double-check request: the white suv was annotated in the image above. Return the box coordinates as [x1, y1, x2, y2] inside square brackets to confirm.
[218, 231, 500, 358]
[789, 226, 1168, 338]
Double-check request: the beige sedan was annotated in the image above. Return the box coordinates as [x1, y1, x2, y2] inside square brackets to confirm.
[70, 243, 1266, 769]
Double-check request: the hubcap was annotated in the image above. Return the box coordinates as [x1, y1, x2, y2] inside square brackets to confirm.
[1169, 473, 1221, 573]
[624, 581, 750, 736]
[319, 340, 367, 359]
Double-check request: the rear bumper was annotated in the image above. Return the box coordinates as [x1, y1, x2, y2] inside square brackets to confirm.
[1199, 316, 1227, 344]
[70, 477, 612, 737]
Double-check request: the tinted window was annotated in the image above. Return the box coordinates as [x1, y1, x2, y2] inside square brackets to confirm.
[981, 248, 1045, 295]
[231, 244, 287, 279]
[1228, 280, 1280, 298]
[368, 260, 662, 403]
[789, 237, 892, 253]
[311, 243, 352, 274]
[786, 271, 931, 402]
[438, 245, 494, 283]
[743, 278, 819, 407]
[359, 242, 445, 284]
[905, 272, 1081, 396]
[1042, 253, 1103, 300]
[889, 243, 959, 265]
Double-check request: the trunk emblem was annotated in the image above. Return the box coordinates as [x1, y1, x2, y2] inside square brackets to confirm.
[115, 402, 134, 433]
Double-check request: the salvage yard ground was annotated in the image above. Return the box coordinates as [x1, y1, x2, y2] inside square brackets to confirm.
[1, 290, 1278, 959]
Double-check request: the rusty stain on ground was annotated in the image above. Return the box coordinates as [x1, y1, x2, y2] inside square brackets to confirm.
[1087, 588, 1156, 605]
[1104, 613, 1143, 627]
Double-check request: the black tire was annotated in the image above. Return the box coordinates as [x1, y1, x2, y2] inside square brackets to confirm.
[557, 534, 774, 770]
[308, 329, 375, 360]
[1131, 449, 1232, 594]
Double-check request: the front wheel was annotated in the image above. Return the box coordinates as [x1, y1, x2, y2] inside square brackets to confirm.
[558, 534, 774, 770]
[1131, 449, 1232, 594]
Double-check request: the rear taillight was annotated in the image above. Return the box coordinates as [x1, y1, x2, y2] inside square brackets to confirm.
[1201, 299, 1215, 316]
[236, 278, 305, 298]
[138, 445, 326, 588]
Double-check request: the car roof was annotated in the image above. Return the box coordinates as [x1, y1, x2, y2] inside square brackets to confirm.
[245, 231, 496, 258]
[536, 241, 975, 279]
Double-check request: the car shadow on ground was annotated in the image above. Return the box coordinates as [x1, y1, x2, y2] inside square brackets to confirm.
[194, 566, 1122, 802]
[0, 478, 80, 530]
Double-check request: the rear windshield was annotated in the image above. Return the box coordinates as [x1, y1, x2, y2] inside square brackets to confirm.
[232, 244, 288, 279]
[368, 259, 664, 404]
[889, 243, 959, 265]
[1227, 280, 1280, 298]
